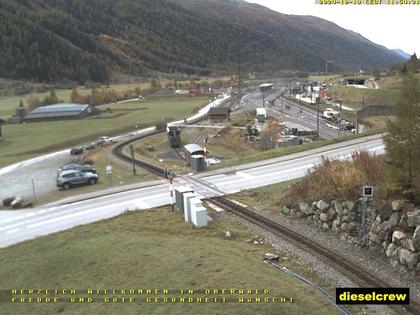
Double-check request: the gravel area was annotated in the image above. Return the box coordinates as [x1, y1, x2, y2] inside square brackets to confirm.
[217, 203, 420, 315]
[0, 150, 71, 203]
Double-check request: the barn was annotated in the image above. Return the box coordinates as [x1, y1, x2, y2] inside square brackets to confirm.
[24, 103, 98, 123]
[207, 107, 231, 122]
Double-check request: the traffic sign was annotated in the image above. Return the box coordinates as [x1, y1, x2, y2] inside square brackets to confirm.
[106, 165, 113, 175]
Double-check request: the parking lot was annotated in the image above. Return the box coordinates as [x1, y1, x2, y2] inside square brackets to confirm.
[0, 150, 71, 204]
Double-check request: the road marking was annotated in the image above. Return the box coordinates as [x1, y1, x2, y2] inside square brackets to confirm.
[27, 205, 118, 229]
[368, 145, 385, 152]
[5, 228, 20, 234]
[0, 213, 38, 229]
[236, 172, 255, 180]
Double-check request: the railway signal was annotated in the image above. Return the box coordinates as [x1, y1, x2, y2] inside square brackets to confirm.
[168, 169, 175, 212]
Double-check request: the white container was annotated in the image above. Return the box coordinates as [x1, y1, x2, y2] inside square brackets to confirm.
[183, 192, 195, 223]
[175, 186, 193, 212]
[191, 206, 208, 228]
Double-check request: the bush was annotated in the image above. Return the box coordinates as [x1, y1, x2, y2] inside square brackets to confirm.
[155, 121, 167, 131]
[281, 151, 385, 204]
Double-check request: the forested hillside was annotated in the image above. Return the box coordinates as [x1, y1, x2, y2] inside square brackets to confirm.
[0, 0, 404, 83]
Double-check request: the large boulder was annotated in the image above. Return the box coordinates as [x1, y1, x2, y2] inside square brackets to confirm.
[333, 201, 344, 216]
[410, 226, 420, 252]
[407, 210, 420, 227]
[316, 200, 329, 212]
[282, 206, 291, 215]
[392, 200, 402, 212]
[387, 212, 400, 230]
[386, 243, 398, 258]
[413, 225, 420, 239]
[392, 230, 406, 244]
[320, 212, 334, 222]
[371, 221, 383, 234]
[399, 248, 418, 270]
[321, 222, 329, 231]
[298, 202, 314, 215]
[398, 214, 409, 230]
[405, 239, 420, 252]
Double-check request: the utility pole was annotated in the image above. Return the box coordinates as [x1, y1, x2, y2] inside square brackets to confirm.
[130, 145, 136, 176]
[325, 59, 333, 76]
[316, 97, 320, 137]
[31, 176, 37, 203]
[236, 40, 242, 107]
[262, 90, 265, 108]
[356, 110, 359, 135]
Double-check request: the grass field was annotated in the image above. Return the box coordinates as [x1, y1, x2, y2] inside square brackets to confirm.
[0, 207, 343, 315]
[0, 96, 208, 168]
[327, 85, 398, 110]
[230, 180, 298, 211]
[0, 77, 230, 118]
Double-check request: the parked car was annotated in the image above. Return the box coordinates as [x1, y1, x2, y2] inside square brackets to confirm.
[83, 142, 97, 150]
[97, 136, 113, 145]
[58, 163, 96, 174]
[70, 146, 84, 155]
[57, 170, 99, 190]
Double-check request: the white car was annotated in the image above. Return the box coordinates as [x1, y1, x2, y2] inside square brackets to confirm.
[97, 136, 113, 145]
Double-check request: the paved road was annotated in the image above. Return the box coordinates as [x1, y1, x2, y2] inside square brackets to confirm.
[0, 134, 384, 248]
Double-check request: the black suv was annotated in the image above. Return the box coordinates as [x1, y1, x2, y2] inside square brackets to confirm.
[58, 163, 96, 175]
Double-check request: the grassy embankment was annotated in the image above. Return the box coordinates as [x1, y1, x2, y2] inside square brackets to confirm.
[0, 207, 345, 315]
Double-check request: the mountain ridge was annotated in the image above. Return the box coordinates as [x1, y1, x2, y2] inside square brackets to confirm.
[0, 0, 405, 83]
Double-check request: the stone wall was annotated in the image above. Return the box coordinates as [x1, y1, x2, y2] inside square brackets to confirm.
[282, 199, 420, 273]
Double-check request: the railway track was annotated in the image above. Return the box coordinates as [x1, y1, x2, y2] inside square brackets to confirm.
[210, 197, 420, 315]
[270, 106, 336, 140]
[112, 129, 168, 177]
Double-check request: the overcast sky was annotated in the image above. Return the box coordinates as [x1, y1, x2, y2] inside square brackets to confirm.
[249, 0, 419, 56]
